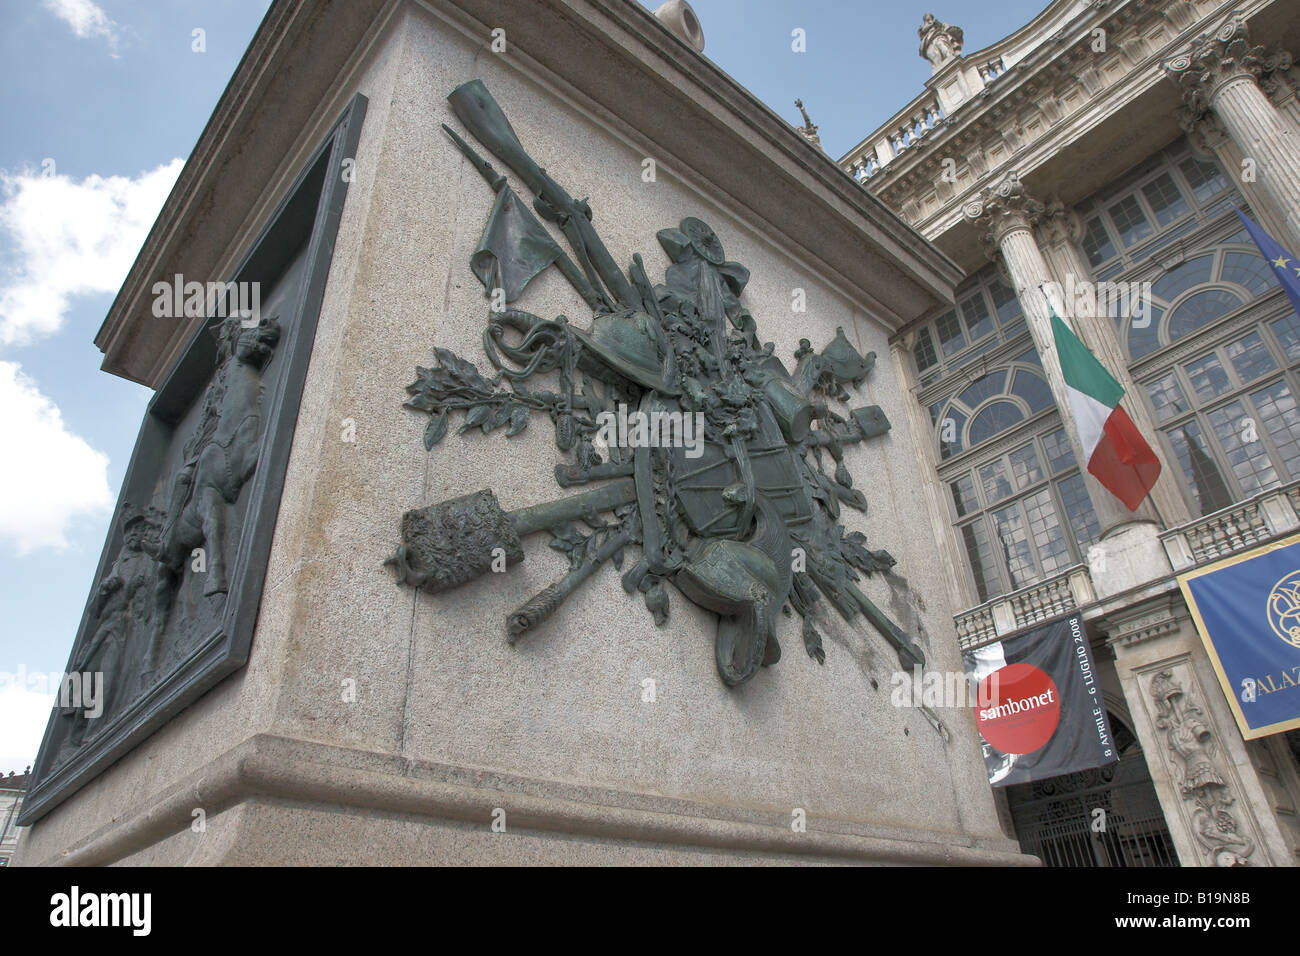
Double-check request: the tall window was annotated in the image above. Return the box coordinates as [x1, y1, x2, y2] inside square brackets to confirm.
[912, 268, 1025, 385]
[1077, 141, 1300, 517]
[925, 339, 1100, 603]
[1140, 313, 1300, 515]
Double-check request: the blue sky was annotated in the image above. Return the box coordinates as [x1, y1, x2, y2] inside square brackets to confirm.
[0, 0, 1049, 773]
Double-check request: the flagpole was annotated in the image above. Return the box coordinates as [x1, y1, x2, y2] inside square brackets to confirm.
[1036, 283, 1168, 527]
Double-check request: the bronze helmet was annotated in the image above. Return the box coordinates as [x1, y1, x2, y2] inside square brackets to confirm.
[572, 309, 680, 395]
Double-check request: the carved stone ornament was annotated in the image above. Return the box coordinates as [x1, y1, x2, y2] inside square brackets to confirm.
[918, 12, 963, 70]
[794, 98, 823, 151]
[389, 80, 924, 688]
[1178, 106, 1231, 158]
[964, 171, 1045, 257]
[1163, 15, 1269, 114]
[1038, 198, 1083, 249]
[1150, 668, 1256, 866]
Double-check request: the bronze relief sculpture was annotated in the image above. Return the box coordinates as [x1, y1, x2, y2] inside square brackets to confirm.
[22, 94, 367, 826]
[43, 315, 285, 765]
[389, 80, 923, 686]
[144, 316, 281, 671]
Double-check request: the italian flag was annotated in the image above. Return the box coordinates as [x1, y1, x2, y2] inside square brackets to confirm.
[1051, 309, 1161, 510]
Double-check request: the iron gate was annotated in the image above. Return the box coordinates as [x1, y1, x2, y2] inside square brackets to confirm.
[1006, 752, 1177, 867]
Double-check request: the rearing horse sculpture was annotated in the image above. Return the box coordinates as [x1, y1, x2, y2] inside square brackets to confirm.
[144, 316, 281, 669]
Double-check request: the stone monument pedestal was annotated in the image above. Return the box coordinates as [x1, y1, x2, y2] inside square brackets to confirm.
[15, 0, 1030, 867]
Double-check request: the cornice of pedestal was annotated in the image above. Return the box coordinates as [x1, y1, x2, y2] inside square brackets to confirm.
[962, 171, 1046, 254]
[96, 0, 966, 386]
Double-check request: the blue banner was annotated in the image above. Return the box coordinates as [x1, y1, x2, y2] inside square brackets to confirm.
[1179, 533, 1300, 739]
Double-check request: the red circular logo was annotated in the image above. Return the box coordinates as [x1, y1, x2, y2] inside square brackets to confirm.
[975, 663, 1061, 755]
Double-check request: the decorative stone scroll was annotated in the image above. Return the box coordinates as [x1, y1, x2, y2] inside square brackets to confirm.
[1149, 667, 1257, 866]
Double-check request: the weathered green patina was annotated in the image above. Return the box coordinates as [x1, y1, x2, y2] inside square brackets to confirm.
[388, 79, 923, 686]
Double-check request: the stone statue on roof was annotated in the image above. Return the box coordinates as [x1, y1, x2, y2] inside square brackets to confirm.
[919, 13, 963, 70]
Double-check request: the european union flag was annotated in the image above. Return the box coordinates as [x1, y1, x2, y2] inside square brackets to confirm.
[1235, 208, 1300, 319]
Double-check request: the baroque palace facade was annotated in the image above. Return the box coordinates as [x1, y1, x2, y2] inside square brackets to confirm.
[837, 0, 1300, 865]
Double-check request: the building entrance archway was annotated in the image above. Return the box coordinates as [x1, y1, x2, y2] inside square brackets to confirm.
[1005, 713, 1178, 866]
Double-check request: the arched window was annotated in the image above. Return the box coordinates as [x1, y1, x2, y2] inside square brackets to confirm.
[1121, 242, 1284, 362]
[1167, 289, 1243, 342]
[932, 354, 1052, 460]
[1131, 236, 1300, 515]
[968, 401, 1025, 445]
[929, 354, 1098, 603]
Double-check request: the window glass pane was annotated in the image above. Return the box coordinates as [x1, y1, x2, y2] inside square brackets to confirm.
[1269, 312, 1300, 361]
[1207, 400, 1279, 495]
[1022, 488, 1071, 578]
[1009, 443, 1044, 491]
[959, 370, 1006, 409]
[1108, 195, 1154, 247]
[1015, 347, 1042, 369]
[1141, 173, 1189, 226]
[979, 459, 1015, 504]
[1002, 318, 1028, 341]
[960, 520, 1003, 603]
[938, 406, 966, 460]
[1042, 428, 1076, 473]
[913, 327, 938, 372]
[935, 309, 965, 357]
[1151, 255, 1213, 302]
[1221, 252, 1274, 297]
[1168, 289, 1243, 341]
[950, 336, 1001, 374]
[950, 475, 980, 518]
[1183, 353, 1231, 403]
[1081, 216, 1116, 267]
[961, 292, 994, 342]
[1178, 156, 1227, 203]
[1127, 307, 1165, 360]
[992, 503, 1036, 589]
[1145, 372, 1190, 422]
[1166, 421, 1233, 516]
[969, 401, 1025, 446]
[989, 278, 1022, 324]
[1251, 380, 1300, 482]
[1225, 331, 1277, 383]
[1010, 369, 1053, 413]
[1057, 473, 1101, 550]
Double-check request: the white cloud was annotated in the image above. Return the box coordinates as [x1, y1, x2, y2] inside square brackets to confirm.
[0, 681, 54, 774]
[40, 0, 122, 53]
[0, 362, 113, 553]
[0, 158, 183, 347]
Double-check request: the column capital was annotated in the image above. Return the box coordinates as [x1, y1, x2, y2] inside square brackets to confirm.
[1163, 14, 1267, 112]
[1037, 197, 1083, 249]
[1178, 106, 1231, 157]
[962, 171, 1045, 251]
[1259, 48, 1296, 102]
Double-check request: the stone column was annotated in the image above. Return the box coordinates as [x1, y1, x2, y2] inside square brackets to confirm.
[1037, 202, 1192, 527]
[1261, 49, 1300, 134]
[1181, 108, 1298, 249]
[1099, 596, 1300, 866]
[963, 173, 1150, 538]
[1166, 15, 1300, 248]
